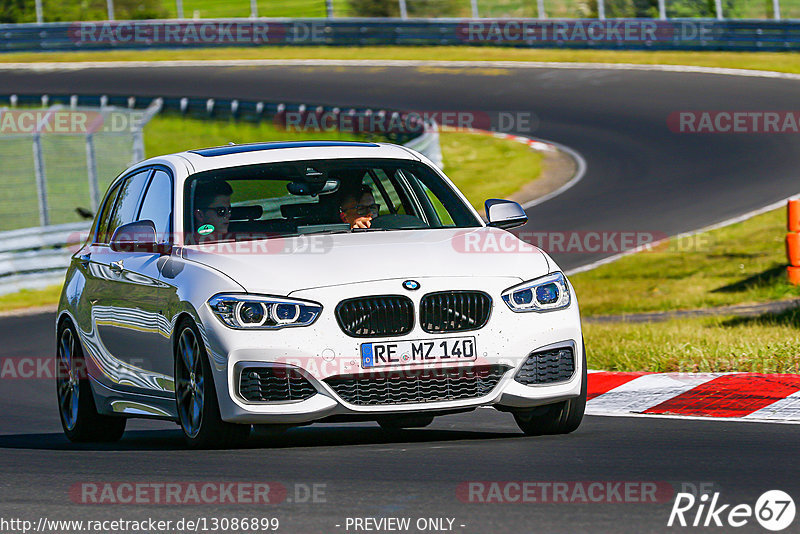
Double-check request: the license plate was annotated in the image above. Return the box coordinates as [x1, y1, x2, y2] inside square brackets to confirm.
[361, 337, 477, 369]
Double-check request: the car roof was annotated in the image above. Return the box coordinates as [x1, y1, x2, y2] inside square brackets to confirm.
[152, 141, 420, 175]
[188, 140, 381, 157]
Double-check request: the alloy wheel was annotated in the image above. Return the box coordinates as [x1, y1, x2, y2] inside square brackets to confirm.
[56, 327, 80, 431]
[176, 327, 204, 438]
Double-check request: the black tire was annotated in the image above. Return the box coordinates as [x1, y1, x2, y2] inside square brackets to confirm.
[378, 414, 435, 430]
[513, 343, 587, 436]
[56, 320, 126, 443]
[174, 319, 250, 449]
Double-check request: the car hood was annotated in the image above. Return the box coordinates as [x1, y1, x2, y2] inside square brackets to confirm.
[181, 227, 551, 295]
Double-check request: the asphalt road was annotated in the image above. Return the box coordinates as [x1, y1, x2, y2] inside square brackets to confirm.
[2, 63, 800, 533]
[2, 312, 799, 534]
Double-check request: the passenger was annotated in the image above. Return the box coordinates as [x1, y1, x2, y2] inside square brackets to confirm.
[193, 180, 233, 242]
[339, 184, 380, 229]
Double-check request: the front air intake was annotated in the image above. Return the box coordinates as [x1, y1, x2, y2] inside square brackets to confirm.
[515, 347, 575, 385]
[239, 367, 317, 402]
[325, 365, 509, 406]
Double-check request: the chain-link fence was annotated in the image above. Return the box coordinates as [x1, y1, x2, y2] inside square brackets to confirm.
[9, 0, 799, 22]
[0, 101, 160, 233]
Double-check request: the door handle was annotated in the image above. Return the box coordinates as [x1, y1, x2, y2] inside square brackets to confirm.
[110, 260, 124, 273]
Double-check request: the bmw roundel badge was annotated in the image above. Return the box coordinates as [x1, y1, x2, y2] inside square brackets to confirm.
[403, 280, 420, 291]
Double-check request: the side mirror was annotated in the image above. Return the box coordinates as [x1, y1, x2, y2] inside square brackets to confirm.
[110, 220, 170, 254]
[485, 199, 528, 229]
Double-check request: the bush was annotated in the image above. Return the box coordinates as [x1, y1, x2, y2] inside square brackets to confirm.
[0, 0, 34, 23]
[0, 0, 168, 23]
[347, 0, 464, 18]
[577, 0, 658, 17]
[348, 0, 400, 17]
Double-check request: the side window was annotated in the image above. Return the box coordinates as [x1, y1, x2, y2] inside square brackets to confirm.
[399, 169, 455, 228]
[367, 169, 406, 215]
[421, 182, 455, 226]
[105, 170, 151, 245]
[137, 170, 173, 243]
[94, 181, 123, 244]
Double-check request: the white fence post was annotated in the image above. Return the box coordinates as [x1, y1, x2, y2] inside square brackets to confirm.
[597, 0, 606, 19]
[470, 0, 479, 18]
[658, 0, 666, 19]
[250, 0, 258, 18]
[537, 0, 546, 18]
[32, 134, 49, 227]
[131, 99, 162, 165]
[35, 0, 43, 23]
[399, 0, 408, 19]
[176, 0, 184, 18]
[107, 0, 115, 20]
[86, 134, 100, 213]
[714, 0, 723, 19]
[326, 0, 334, 17]
[773, 0, 781, 19]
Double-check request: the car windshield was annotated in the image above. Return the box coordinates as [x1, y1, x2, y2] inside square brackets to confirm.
[184, 158, 481, 244]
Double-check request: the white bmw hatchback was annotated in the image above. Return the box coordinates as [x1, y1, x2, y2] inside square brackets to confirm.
[56, 141, 586, 448]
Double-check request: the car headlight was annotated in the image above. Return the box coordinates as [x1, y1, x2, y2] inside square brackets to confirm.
[502, 272, 571, 312]
[208, 294, 322, 329]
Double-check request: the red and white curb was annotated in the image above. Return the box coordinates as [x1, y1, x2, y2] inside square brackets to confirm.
[587, 371, 800, 423]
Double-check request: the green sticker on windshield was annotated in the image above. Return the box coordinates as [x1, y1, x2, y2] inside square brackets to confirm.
[198, 224, 215, 236]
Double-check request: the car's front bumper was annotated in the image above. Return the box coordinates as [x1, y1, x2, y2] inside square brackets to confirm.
[198, 276, 584, 424]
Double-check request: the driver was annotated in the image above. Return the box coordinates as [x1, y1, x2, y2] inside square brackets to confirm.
[339, 184, 380, 229]
[193, 180, 233, 242]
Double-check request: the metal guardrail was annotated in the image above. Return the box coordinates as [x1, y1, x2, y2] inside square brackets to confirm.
[0, 222, 90, 295]
[2, 18, 800, 52]
[0, 93, 442, 295]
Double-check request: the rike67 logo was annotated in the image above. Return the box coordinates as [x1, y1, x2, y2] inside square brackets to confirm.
[668, 490, 795, 531]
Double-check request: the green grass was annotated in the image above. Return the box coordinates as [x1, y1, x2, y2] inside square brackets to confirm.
[19, 0, 800, 21]
[161, 0, 352, 19]
[584, 311, 800, 373]
[440, 130, 543, 212]
[6, 47, 800, 76]
[572, 207, 797, 316]
[0, 285, 65, 312]
[142, 113, 367, 155]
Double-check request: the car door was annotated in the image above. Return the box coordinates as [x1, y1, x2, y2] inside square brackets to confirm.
[71, 177, 123, 378]
[88, 168, 175, 397]
[126, 168, 176, 390]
